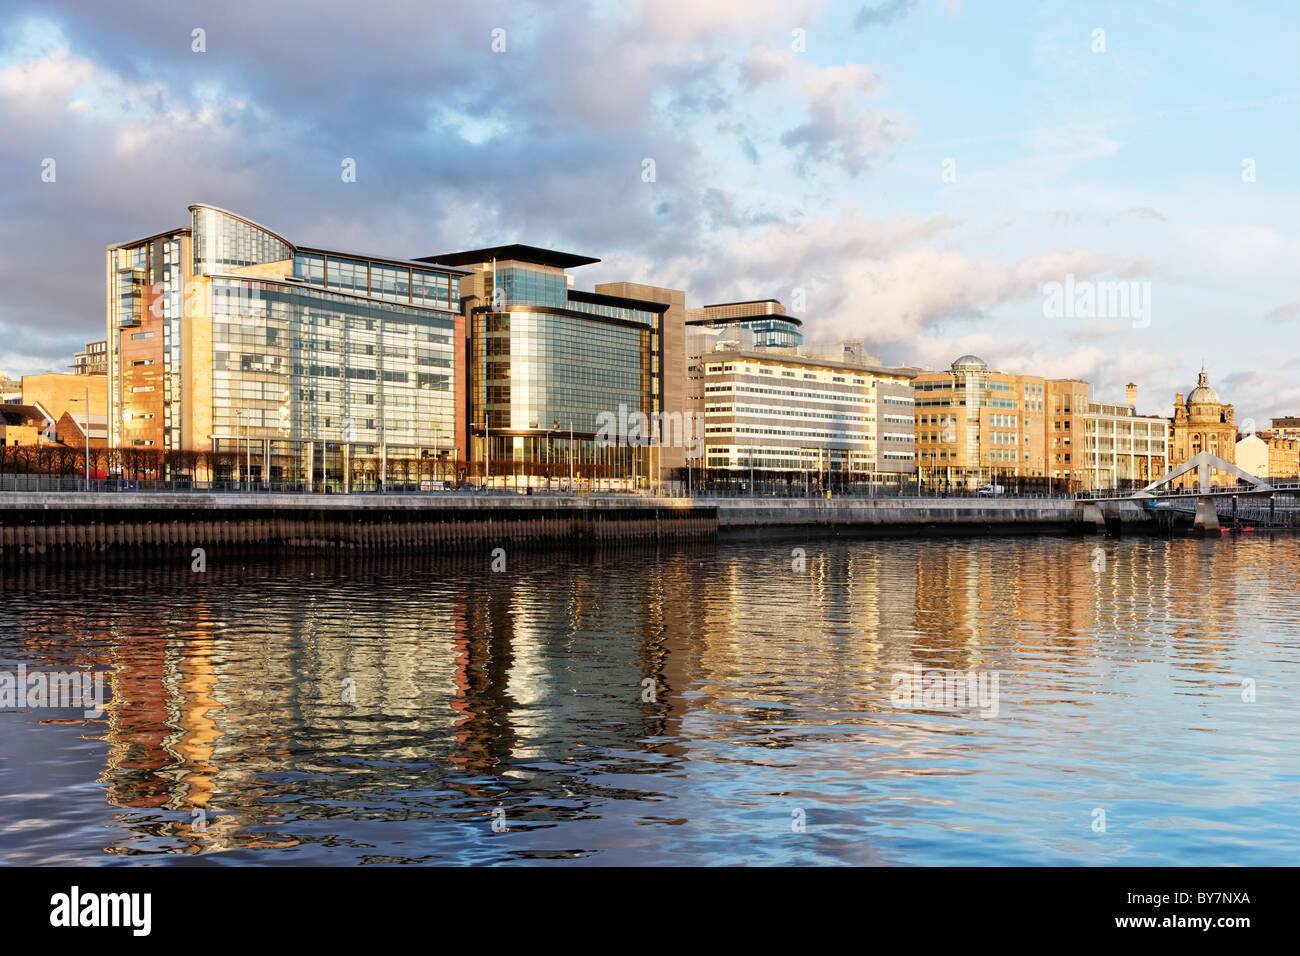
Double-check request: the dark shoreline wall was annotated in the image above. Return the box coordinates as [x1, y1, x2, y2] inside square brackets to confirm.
[0, 492, 1168, 564]
[0, 494, 718, 564]
[715, 497, 1154, 538]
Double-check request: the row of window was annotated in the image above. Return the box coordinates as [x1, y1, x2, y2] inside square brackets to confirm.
[705, 404, 872, 423]
[292, 253, 460, 309]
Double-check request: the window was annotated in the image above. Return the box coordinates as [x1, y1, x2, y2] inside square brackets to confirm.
[326, 257, 367, 293]
[371, 263, 411, 301]
[412, 270, 451, 307]
[294, 253, 325, 285]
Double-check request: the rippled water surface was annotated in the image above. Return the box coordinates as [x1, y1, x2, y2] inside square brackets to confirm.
[2, 535, 1298, 865]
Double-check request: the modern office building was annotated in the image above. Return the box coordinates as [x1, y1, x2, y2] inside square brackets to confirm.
[107, 204, 467, 486]
[591, 280, 688, 476]
[692, 333, 916, 490]
[913, 355, 1051, 490]
[914, 355, 1174, 492]
[417, 246, 685, 488]
[1044, 379, 1092, 488]
[1079, 389, 1169, 491]
[686, 299, 804, 349]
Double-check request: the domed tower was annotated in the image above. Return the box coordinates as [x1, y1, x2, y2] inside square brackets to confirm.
[1170, 365, 1235, 470]
[1186, 367, 1221, 422]
[951, 354, 988, 373]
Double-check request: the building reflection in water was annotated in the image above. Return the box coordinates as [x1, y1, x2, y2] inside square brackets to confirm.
[1, 534, 1296, 863]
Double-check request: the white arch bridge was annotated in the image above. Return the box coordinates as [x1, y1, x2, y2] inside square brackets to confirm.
[1077, 451, 1300, 533]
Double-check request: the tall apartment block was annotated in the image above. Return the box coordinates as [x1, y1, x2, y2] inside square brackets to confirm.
[107, 204, 466, 486]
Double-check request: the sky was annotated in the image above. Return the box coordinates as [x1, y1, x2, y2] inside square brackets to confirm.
[1, 0, 1298, 422]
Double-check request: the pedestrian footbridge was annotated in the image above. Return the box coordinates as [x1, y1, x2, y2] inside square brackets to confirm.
[1078, 451, 1300, 533]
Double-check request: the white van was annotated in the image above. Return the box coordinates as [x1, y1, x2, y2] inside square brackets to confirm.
[976, 484, 1005, 496]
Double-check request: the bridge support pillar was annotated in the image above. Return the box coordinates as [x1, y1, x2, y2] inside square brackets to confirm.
[1193, 496, 1220, 537]
[1079, 502, 1106, 533]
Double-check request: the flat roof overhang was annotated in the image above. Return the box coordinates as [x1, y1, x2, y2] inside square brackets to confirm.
[417, 244, 600, 270]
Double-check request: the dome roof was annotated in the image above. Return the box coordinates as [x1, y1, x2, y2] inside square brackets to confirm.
[951, 354, 987, 371]
[1186, 366, 1220, 406]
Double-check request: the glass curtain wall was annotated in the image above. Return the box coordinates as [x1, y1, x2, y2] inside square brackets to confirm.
[471, 310, 651, 488]
[210, 278, 456, 489]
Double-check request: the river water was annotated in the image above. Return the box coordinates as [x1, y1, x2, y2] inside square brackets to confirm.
[2, 534, 1297, 865]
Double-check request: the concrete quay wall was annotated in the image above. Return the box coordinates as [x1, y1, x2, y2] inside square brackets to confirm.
[714, 496, 1153, 538]
[0, 493, 717, 562]
[0, 492, 1155, 562]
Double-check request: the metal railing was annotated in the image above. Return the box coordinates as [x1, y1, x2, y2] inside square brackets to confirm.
[0, 473, 1083, 502]
[1078, 479, 1300, 500]
[0, 475, 666, 497]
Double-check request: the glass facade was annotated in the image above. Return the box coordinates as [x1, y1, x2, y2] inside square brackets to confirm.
[108, 237, 181, 450]
[473, 310, 650, 438]
[695, 317, 803, 347]
[294, 253, 458, 309]
[483, 266, 655, 325]
[159, 237, 183, 448]
[325, 256, 368, 294]
[192, 207, 292, 275]
[486, 266, 568, 309]
[566, 297, 657, 325]
[109, 206, 468, 481]
[211, 278, 456, 449]
[739, 318, 802, 348]
[116, 267, 144, 327]
[293, 252, 324, 286]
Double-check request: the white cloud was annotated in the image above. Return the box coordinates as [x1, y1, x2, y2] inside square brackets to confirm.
[632, 0, 825, 41]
